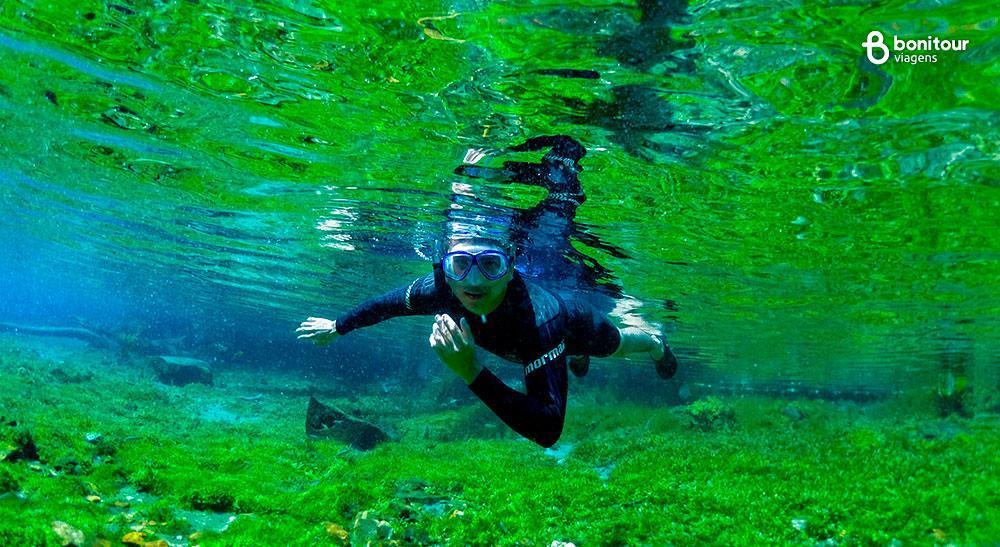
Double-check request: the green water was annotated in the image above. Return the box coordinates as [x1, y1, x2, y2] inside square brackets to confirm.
[1, 0, 999, 544]
[2, 0, 997, 385]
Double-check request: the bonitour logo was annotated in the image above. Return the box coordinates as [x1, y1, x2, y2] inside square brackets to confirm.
[862, 30, 970, 65]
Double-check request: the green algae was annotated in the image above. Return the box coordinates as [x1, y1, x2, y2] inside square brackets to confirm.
[1, 337, 998, 545]
[684, 396, 735, 432]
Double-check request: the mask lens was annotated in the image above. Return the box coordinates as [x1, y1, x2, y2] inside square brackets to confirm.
[477, 252, 508, 279]
[443, 253, 473, 280]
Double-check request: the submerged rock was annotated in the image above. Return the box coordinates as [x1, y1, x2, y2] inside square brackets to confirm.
[174, 509, 238, 534]
[782, 403, 806, 421]
[323, 522, 349, 545]
[121, 531, 145, 546]
[352, 511, 392, 545]
[1, 419, 39, 462]
[306, 396, 390, 450]
[392, 478, 456, 519]
[51, 521, 84, 546]
[150, 356, 213, 387]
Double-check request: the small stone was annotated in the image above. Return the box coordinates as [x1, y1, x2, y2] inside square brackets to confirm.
[85, 495, 101, 503]
[143, 540, 169, 547]
[2, 423, 39, 462]
[323, 522, 348, 545]
[352, 511, 392, 543]
[449, 509, 464, 518]
[782, 404, 806, 421]
[121, 531, 145, 545]
[188, 532, 203, 542]
[51, 521, 84, 546]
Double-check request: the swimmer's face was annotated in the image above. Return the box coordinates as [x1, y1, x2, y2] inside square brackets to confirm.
[443, 241, 513, 315]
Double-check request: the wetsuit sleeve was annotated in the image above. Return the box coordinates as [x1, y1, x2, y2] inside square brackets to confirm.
[467, 352, 569, 448]
[335, 273, 440, 335]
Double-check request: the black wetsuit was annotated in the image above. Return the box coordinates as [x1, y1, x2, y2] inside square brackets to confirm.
[335, 268, 620, 448]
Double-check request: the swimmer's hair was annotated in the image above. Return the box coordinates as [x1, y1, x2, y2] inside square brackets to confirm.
[435, 233, 516, 259]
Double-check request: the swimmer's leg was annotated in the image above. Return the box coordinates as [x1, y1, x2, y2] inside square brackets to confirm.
[612, 327, 659, 355]
[563, 295, 680, 380]
[563, 296, 676, 379]
[613, 328, 678, 379]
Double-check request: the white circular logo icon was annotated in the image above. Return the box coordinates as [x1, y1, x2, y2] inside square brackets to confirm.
[862, 31, 890, 65]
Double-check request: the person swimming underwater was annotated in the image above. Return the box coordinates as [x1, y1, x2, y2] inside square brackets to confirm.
[453, 134, 632, 377]
[297, 234, 678, 448]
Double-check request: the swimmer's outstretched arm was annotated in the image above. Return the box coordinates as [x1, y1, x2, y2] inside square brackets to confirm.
[297, 273, 441, 344]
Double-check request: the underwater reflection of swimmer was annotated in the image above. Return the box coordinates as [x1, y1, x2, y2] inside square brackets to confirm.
[597, 0, 696, 73]
[453, 135, 628, 301]
[560, 85, 712, 162]
[519, 0, 696, 74]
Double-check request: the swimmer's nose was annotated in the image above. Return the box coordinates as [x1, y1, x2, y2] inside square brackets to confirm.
[464, 267, 487, 285]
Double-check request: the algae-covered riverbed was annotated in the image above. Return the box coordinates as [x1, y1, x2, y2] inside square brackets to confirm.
[2, 334, 997, 545]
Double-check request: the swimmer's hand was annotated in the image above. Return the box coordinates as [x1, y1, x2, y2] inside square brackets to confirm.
[296, 317, 340, 346]
[430, 314, 481, 384]
[462, 147, 503, 165]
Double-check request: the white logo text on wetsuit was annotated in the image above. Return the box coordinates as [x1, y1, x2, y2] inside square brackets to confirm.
[524, 341, 565, 376]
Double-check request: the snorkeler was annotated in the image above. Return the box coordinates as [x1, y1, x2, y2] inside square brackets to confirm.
[297, 136, 678, 448]
[297, 235, 677, 448]
[455, 134, 630, 377]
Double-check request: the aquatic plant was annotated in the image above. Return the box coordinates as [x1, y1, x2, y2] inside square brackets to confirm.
[935, 373, 971, 417]
[684, 396, 736, 432]
[0, 465, 19, 494]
